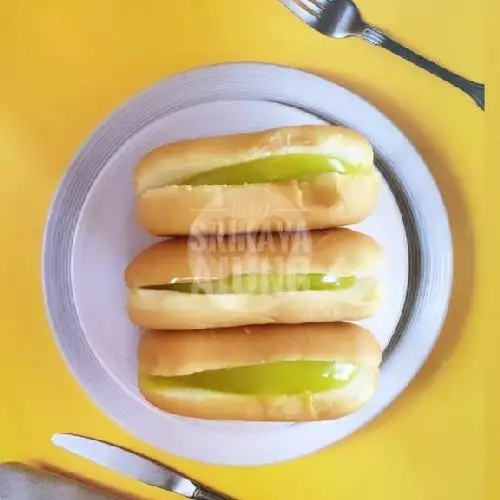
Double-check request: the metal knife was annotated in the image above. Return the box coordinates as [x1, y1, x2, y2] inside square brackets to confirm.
[51, 434, 235, 500]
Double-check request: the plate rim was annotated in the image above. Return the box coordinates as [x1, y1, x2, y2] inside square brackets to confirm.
[41, 62, 453, 466]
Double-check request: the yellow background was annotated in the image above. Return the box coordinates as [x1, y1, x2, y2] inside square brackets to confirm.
[0, 1, 489, 499]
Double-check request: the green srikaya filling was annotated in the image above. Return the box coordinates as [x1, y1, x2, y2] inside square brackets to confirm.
[143, 273, 356, 294]
[181, 153, 360, 186]
[143, 361, 359, 395]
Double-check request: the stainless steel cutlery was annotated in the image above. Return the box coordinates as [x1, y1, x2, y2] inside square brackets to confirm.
[52, 434, 235, 500]
[281, 0, 484, 109]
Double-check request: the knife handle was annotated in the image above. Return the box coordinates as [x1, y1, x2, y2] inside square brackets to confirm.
[192, 486, 235, 500]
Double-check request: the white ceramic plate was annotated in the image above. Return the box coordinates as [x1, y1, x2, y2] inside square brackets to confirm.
[42, 63, 452, 466]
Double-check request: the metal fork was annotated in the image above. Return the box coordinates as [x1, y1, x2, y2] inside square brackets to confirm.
[281, 0, 485, 109]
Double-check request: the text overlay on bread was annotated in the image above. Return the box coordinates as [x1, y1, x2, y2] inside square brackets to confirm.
[124, 227, 384, 330]
[138, 323, 382, 421]
[133, 125, 380, 236]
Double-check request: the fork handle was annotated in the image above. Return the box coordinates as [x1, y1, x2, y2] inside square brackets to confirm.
[361, 26, 484, 110]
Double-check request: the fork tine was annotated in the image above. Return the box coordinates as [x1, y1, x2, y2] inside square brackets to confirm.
[307, 0, 328, 9]
[292, 0, 321, 18]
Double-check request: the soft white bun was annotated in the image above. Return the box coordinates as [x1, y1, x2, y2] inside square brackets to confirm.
[128, 278, 381, 330]
[125, 228, 384, 330]
[138, 323, 382, 421]
[133, 125, 380, 236]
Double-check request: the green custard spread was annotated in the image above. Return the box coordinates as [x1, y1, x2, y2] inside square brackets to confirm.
[181, 153, 358, 186]
[143, 273, 356, 295]
[144, 361, 359, 395]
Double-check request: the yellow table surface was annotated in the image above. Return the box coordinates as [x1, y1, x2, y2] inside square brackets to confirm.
[0, 1, 489, 499]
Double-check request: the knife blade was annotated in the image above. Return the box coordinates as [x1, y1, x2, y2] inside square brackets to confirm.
[51, 434, 234, 499]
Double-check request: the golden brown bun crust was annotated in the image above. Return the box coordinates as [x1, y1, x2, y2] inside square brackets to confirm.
[133, 125, 379, 236]
[124, 227, 383, 286]
[134, 125, 375, 192]
[139, 365, 379, 421]
[138, 322, 382, 377]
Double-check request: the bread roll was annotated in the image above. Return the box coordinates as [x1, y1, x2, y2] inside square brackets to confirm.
[125, 227, 384, 330]
[133, 125, 380, 236]
[138, 323, 382, 421]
